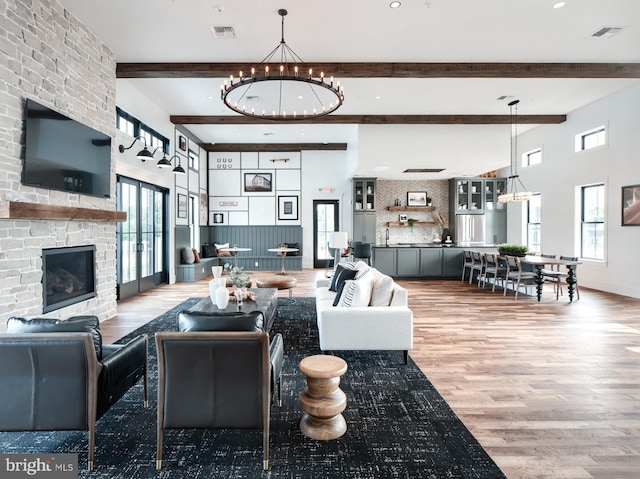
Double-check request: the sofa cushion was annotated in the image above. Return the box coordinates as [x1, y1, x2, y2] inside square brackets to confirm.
[285, 243, 299, 255]
[214, 243, 232, 257]
[6, 315, 103, 360]
[338, 277, 373, 308]
[181, 246, 195, 264]
[201, 243, 217, 258]
[329, 264, 358, 293]
[192, 248, 201, 263]
[370, 271, 395, 306]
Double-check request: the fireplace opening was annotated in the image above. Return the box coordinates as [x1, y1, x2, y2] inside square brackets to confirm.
[42, 245, 96, 313]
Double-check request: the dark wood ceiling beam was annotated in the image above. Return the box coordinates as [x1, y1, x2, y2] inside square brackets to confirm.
[171, 114, 566, 125]
[118, 62, 640, 79]
[203, 143, 348, 152]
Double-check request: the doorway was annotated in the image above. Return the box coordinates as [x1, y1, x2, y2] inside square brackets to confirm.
[116, 176, 169, 300]
[313, 200, 339, 269]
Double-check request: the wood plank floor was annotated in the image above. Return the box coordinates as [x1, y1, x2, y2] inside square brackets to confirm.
[95, 270, 640, 478]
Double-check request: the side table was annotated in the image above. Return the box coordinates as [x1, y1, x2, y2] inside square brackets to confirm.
[299, 354, 348, 440]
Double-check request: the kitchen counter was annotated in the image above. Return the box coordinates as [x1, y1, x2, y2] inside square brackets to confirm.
[371, 244, 497, 278]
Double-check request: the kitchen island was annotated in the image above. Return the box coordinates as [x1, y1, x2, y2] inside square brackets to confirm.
[371, 244, 497, 279]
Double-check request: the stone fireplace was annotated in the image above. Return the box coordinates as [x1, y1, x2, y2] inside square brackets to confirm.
[42, 245, 96, 313]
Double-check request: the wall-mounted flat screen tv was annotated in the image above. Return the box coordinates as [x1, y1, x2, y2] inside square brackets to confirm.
[23, 98, 112, 198]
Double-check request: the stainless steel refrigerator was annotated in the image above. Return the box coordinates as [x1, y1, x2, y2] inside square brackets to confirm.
[455, 214, 486, 245]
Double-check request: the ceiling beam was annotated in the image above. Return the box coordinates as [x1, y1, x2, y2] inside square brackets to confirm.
[171, 114, 566, 125]
[203, 143, 348, 152]
[118, 62, 640, 79]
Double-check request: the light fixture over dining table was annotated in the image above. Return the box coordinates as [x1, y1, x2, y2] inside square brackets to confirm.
[220, 8, 345, 120]
[498, 99, 533, 203]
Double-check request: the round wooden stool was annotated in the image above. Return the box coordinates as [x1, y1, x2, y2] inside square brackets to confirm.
[299, 354, 348, 440]
[255, 276, 297, 304]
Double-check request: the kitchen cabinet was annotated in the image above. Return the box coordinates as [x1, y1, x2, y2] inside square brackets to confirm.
[353, 178, 377, 243]
[442, 248, 464, 278]
[397, 249, 420, 276]
[420, 248, 443, 276]
[372, 247, 396, 276]
[452, 178, 485, 214]
[484, 179, 507, 211]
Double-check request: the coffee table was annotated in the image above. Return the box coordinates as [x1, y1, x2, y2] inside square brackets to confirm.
[186, 288, 278, 333]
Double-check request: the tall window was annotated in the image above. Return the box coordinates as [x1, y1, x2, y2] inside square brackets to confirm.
[581, 183, 605, 260]
[522, 148, 542, 167]
[527, 193, 541, 253]
[188, 149, 199, 171]
[575, 125, 606, 152]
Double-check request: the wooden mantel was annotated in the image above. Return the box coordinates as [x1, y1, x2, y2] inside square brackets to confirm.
[0, 201, 127, 222]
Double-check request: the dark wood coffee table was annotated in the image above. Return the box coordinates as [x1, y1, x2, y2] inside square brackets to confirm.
[187, 288, 278, 333]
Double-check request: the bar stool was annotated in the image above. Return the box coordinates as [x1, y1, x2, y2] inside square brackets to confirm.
[461, 250, 473, 282]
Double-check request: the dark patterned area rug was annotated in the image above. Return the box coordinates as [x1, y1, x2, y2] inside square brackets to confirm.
[0, 297, 506, 479]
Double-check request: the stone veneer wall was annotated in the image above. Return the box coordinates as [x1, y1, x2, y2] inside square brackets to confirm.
[0, 0, 117, 321]
[376, 180, 449, 245]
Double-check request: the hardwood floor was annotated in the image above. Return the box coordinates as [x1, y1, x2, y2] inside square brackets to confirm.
[107, 270, 640, 478]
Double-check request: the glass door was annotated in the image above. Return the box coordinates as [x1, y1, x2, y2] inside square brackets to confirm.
[117, 176, 169, 300]
[313, 200, 339, 269]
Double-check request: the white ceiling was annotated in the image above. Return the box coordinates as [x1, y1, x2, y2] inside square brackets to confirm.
[59, 0, 640, 179]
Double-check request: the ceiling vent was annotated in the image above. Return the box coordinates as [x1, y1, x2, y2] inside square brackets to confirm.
[246, 95, 261, 101]
[591, 26, 626, 38]
[403, 168, 445, 173]
[210, 26, 236, 39]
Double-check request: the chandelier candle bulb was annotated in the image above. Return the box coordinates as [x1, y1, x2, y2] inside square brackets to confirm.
[294, 66, 298, 76]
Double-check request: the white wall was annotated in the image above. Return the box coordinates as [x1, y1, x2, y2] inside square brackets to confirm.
[504, 83, 640, 299]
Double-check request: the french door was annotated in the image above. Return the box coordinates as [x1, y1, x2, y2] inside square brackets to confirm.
[313, 200, 339, 268]
[116, 176, 169, 300]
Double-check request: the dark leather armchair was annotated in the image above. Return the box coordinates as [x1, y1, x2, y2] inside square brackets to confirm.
[177, 310, 284, 404]
[155, 330, 276, 470]
[0, 316, 148, 470]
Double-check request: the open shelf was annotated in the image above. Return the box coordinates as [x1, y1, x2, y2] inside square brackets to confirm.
[387, 206, 435, 212]
[386, 221, 436, 227]
[0, 201, 127, 222]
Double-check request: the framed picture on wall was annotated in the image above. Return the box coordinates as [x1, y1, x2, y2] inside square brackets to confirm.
[407, 191, 427, 206]
[178, 135, 187, 152]
[278, 195, 298, 221]
[213, 212, 224, 224]
[177, 193, 187, 218]
[244, 173, 272, 192]
[622, 184, 640, 226]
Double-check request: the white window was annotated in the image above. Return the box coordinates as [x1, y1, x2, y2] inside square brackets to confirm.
[575, 126, 606, 152]
[188, 149, 199, 171]
[581, 183, 605, 260]
[522, 148, 542, 168]
[527, 193, 541, 253]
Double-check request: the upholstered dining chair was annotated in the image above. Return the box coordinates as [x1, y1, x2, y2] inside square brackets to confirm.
[0, 316, 148, 471]
[155, 331, 275, 470]
[353, 242, 372, 265]
[469, 251, 484, 286]
[542, 255, 580, 300]
[503, 255, 538, 299]
[461, 250, 473, 282]
[480, 252, 507, 291]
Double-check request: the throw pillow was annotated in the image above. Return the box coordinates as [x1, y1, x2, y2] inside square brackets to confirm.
[181, 246, 195, 264]
[338, 274, 374, 308]
[6, 315, 103, 360]
[214, 243, 232, 257]
[285, 243, 299, 256]
[332, 275, 352, 306]
[369, 272, 395, 306]
[201, 244, 217, 258]
[192, 248, 200, 263]
[329, 263, 357, 293]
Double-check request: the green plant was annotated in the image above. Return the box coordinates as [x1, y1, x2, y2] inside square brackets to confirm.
[224, 264, 251, 288]
[407, 218, 415, 227]
[497, 243, 528, 256]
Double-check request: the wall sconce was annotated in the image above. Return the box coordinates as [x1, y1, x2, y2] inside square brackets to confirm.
[156, 152, 172, 168]
[167, 154, 186, 175]
[118, 136, 157, 162]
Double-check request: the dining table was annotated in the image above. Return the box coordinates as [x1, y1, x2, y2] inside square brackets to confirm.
[267, 247, 299, 275]
[219, 246, 252, 268]
[518, 255, 581, 302]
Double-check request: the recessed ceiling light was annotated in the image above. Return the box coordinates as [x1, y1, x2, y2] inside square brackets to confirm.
[297, 95, 303, 100]
[390, 1, 401, 9]
[375, 96, 382, 100]
[553, 2, 566, 8]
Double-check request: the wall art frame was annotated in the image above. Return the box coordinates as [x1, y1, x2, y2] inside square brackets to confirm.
[278, 195, 298, 221]
[407, 191, 427, 207]
[622, 184, 640, 226]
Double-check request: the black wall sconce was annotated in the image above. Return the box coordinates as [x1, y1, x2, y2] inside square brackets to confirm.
[118, 136, 157, 161]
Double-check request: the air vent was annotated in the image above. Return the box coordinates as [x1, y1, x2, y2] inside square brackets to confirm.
[210, 26, 236, 39]
[497, 95, 514, 101]
[246, 95, 261, 101]
[591, 26, 626, 38]
[403, 168, 445, 173]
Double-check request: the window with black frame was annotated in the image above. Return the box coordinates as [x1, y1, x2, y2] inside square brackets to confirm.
[581, 183, 605, 260]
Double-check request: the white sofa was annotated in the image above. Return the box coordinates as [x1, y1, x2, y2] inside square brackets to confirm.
[315, 264, 413, 364]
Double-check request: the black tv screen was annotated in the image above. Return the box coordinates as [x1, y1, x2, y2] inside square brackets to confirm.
[23, 98, 112, 198]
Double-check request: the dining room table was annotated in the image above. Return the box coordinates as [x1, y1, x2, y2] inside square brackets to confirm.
[219, 246, 252, 268]
[267, 247, 299, 275]
[518, 255, 581, 302]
